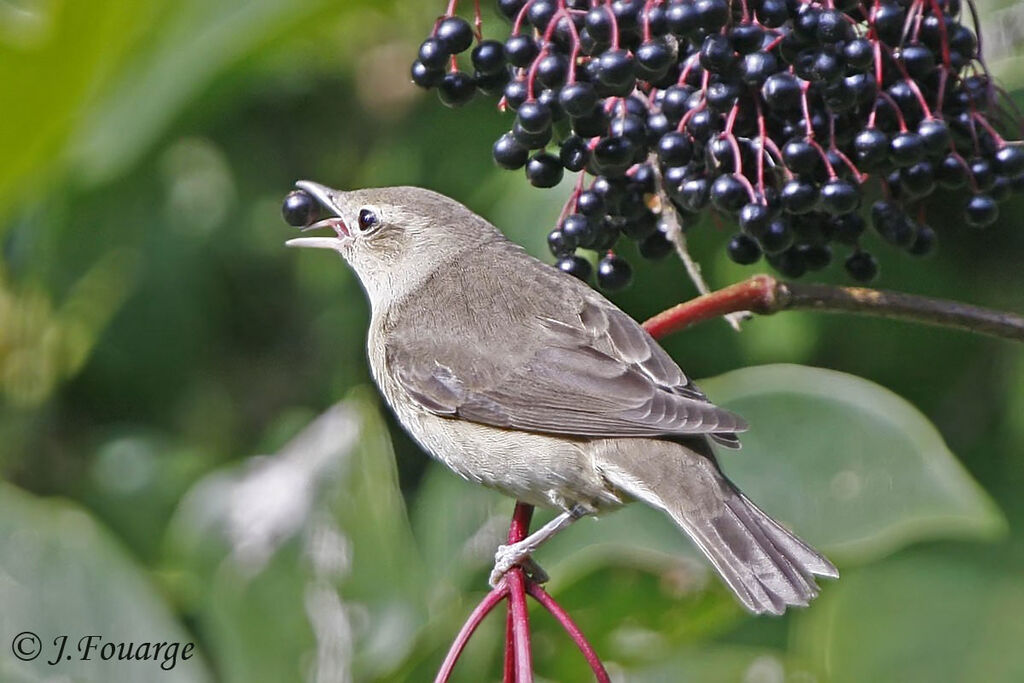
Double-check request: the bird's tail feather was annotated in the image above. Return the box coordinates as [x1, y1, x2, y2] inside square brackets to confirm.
[595, 439, 838, 615]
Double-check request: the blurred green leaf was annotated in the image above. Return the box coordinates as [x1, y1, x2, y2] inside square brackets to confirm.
[793, 549, 1024, 683]
[510, 363, 1003, 598]
[704, 364, 1007, 561]
[626, 645, 813, 682]
[410, 463, 508, 592]
[164, 391, 424, 683]
[70, 0, 329, 185]
[0, 482, 211, 683]
[0, 1, 157, 221]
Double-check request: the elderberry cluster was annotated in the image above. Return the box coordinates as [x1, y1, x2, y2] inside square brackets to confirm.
[411, 0, 1023, 287]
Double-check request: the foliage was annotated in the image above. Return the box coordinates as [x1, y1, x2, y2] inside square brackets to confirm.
[1, 0, 1023, 681]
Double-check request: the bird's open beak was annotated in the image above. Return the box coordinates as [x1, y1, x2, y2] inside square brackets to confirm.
[285, 180, 351, 250]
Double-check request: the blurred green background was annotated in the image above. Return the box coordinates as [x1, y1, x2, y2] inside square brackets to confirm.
[1, 1, 1023, 681]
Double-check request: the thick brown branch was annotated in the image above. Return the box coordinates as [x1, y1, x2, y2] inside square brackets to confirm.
[642, 274, 1024, 342]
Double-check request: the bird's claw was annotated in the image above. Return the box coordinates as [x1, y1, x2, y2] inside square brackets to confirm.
[489, 542, 549, 587]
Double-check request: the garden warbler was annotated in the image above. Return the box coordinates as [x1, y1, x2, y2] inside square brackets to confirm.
[285, 182, 838, 614]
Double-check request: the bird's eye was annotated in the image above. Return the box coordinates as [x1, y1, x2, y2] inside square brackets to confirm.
[357, 208, 379, 231]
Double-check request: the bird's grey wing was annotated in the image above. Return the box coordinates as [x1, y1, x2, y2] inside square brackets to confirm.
[386, 297, 746, 442]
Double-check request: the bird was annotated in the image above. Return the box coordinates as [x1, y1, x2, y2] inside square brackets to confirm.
[284, 181, 838, 615]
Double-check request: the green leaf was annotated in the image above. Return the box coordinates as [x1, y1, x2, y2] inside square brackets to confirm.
[626, 645, 815, 683]
[525, 363, 1003, 600]
[702, 364, 1006, 561]
[163, 391, 424, 683]
[0, 483, 211, 683]
[0, 1, 156, 221]
[68, 0, 396, 187]
[792, 549, 1024, 683]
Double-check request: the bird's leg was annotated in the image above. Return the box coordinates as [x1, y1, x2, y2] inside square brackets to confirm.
[489, 505, 591, 587]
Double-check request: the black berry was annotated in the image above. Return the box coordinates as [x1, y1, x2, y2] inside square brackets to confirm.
[282, 190, 317, 227]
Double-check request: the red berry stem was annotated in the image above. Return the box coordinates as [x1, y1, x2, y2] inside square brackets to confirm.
[526, 582, 612, 683]
[641, 275, 1024, 341]
[435, 581, 510, 682]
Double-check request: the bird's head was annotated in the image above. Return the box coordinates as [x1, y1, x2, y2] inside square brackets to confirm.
[284, 182, 503, 305]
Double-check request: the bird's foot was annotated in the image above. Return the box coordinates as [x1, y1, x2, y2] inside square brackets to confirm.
[489, 542, 549, 587]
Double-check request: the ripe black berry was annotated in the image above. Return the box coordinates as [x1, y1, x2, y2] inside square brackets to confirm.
[908, 225, 936, 256]
[512, 119, 551, 149]
[781, 179, 818, 214]
[831, 213, 865, 244]
[762, 72, 804, 110]
[740, 52, 778, 86]
[576, 190, 606, 216]
[739, 203, 772, 236]
[571, 106, 609, 137]
[845, 251, 879, 282]
[854, 129, 889, 169]
[592, 136, 636, 177]
[783, 138, 821, 176]
[556, 255, 593, 282]
[817, 9, 852, 43]
[710, 174, 749, 213]
[282, 190, 317, 227]
[918, 119, 951, 156]
[597, 253, 633, 290]
[435, 17, 473, 54]
[559, 82, 598, 117]
[527, 0, 557, 30]
[639, 228, 674, 259]
[657, 131, 694, 166]
[900, 161, 936, 197]
[475, 68, 510, 96]
[873, 3, 906, 44]
[679, 177, 711, 211]
[536, 53, 569, 88]
[937, 154, 968, 188]
[560, 136, 591, 172]
[526, 153, 564, 188]
[561, 214, 594, 248]
[844, 38, 874, 70]
[493, 133, 529, 169]
[994, 146, 1024, 176]
[768, 247, 808, 278]
[419, 38, 449, 69]
[872, 201, 915, 246]
[505, 35, 539, 67]
[659, 85, 693, 121]
[968, 157, 995, 191]
[889, 132, 926, 167]
[730, 23, 765, 53]
[411, 61, 443, 89]
[472, 40, 506, 75]
[503, 79, 528, 110]
[819, 179, 860, 215]
[635, 40, 673, 80]
[548, 229, 573, 256]
[757, 0, 788, 27]
[694, 0, 729, 30]
[759, 219, 794, 254]
[964, 194, 998, 228]
[699, 34, 736, 73]
[516, 101, 552, 134]
[990, 175, 1013, 202]
[438, 71, 476, 107]
[800, 244, 832, 270]
[899, 45, 935, 79]
[585, 6, 614, 41]
[727, 234, 762, 264]
[597, 49, 637, 88]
